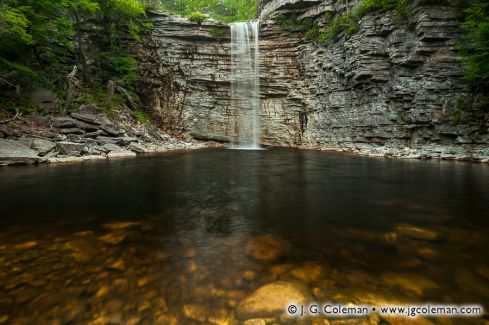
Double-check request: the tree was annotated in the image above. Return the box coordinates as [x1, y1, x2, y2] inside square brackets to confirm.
[459, 1, 489, 91]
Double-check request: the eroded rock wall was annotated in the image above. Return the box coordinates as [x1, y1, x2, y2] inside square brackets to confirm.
[261, 0, 489, 160]
[135, 4, 489, 161]
[131, 12, 234, 138]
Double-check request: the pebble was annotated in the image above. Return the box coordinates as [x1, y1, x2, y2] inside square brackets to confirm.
[98, 231, 127, 245]
[246, 235, 289, 261]
[183, 304, 207, 322]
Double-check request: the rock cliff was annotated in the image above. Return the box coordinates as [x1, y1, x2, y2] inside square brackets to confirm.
[133, 2, 489, 161]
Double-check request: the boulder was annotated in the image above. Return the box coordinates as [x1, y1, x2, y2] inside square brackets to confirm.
[56, 142, 86, 155]
[128, 143, 148, 153]
[117, 137, 139, 145]
[31, 139, 56, 156]
[0, 139, 40, 165]
[235, 281, 311, 319]
[245, 234, 289, 261]
[190, 132, 234, 144]
[75, 120, 100, 132]
[80, 130, 104, 139]
[104, 143, 124, 152]
[18, 137, 36, 147]
[67, 134, 83, 143]
[79, 104, 98, 114]
[51, 117, 77, 128]
[100, 124, 121, 137]
[26, 88, 59, 112]
[71, 113, 112, 126]
[59, 128, 85, 135]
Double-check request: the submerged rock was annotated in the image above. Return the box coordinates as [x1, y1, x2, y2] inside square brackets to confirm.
[236, 281, 311, 319]
[246, 235, 289, 261]
[183, 304, 207, 323]
[290, 263, 326, 283]
[98, 231, 127, 245]
[243, 320, 266, 325]
[395, 225, 439, 241]
[382, 273, 439, 295]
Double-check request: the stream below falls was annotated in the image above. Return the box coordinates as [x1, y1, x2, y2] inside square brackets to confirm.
[0, 149, 488, 324]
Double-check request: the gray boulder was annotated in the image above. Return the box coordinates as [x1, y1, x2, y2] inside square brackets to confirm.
[56, 142, 86, 155]
[52, 117, 76, 128]
[128, 143, 148, 153]
[26, 88, 59, 113]
[79, 104, 98, 114]
[18, 137, 56, 156]
[75, 120, 100, 132]
[100, 124, 121, 137]
[59, 128, 85, 135]
[117, 137, 139, 145]
[0, 139, 40, 165]
[80, 130, 104, 139]
[71, 113, 112, 126]
[103, 143, 124, 152]
[31, 139, 56, 156]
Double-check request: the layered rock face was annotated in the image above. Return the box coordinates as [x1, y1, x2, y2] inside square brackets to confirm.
[130, 12, 234, 139]
[133, 11, 309, 146]
[279, 0, 489, 160]
[135, 3, 489, 161]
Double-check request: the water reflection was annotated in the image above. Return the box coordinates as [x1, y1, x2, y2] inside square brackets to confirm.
[0, 149, 488, 324]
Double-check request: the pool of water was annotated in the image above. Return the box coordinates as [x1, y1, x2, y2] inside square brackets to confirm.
[0, 149, 488, 324]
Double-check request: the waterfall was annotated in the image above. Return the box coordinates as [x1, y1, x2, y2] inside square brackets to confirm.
[231, 21, 261, 149]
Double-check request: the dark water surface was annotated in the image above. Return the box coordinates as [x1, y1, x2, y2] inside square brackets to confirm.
[0, 149, 488, 324]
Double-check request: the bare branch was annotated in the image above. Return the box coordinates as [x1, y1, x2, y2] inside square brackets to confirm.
[0, 107, 22, 125]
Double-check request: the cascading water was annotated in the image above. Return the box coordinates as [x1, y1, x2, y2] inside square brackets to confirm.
[230, 21, 261, 149]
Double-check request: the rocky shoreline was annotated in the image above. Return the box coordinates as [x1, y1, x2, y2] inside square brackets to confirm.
[0, 105, 225, 167]
[315, 145, 489, 164]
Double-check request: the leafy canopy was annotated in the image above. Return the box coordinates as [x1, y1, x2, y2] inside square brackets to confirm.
[159, 0, 258, 23]
[459, 1, 489, 89]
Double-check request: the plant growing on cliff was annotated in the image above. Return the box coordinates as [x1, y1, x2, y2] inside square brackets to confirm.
[187, 11, 207, 24]
[318, 0, 399, 43]
[210, 27, 227, 38]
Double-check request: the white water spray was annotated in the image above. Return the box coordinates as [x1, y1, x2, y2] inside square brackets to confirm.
[230, 21, 261, 150]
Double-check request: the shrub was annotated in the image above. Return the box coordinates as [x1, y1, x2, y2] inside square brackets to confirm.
[187, 11, 207, 24]
[134, 110, 151, 124]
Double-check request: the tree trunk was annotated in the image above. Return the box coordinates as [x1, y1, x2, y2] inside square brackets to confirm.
[75, 9, 90, 83]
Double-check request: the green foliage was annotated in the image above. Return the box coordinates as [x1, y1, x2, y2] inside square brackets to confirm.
[318, 0, 400, 43]
[276, 14, 320, 40]
[0, 4, 32, 48]
[0, 57, 40, 82]
[0, 96, 37, 114]
[134, 110, 151, 124]
[458, 1, 489, 90]
[210, 27, 227, 38]
[187, 11, 207, 23]
[159, 0, 258, 23]
[100, 54, 139, 88]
